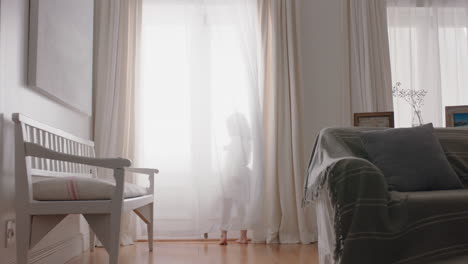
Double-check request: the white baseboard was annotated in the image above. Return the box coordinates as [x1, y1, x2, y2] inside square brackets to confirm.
[7, 233, 85, 264]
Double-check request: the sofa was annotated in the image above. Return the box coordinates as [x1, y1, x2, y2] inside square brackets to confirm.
[304, 126, 468, 264]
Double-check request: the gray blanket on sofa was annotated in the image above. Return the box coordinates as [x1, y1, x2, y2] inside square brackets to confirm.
[304, 127, 468, 264]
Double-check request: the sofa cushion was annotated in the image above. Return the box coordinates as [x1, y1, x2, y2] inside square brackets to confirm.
[359, 123, 463, 191]
[33, 176, 148, 201]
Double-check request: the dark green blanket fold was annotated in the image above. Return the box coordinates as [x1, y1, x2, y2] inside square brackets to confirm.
[304, 127, 468, 264]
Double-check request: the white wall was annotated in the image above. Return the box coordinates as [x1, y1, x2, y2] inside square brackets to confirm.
[0, 0, 92, 262]
[298, 0, 352, 161]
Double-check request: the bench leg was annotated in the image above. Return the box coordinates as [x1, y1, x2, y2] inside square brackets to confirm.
[134, 203, 154, 252]
[89, 228, 96, 252]
[108, 168, 125, 264]
[148, 203, 154, 252]
[108, 213, 122, 264]
[16, 213, 31, 264]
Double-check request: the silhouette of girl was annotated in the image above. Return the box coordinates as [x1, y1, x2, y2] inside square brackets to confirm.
[219, 112, 252, 245]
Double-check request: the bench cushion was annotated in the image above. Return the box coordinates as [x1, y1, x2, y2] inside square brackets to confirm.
[33, 176, 148, 201]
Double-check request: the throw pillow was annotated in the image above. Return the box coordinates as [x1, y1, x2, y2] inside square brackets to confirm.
[359, 123, 463, 192]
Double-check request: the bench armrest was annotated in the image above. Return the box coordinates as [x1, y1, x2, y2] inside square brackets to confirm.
[126, 167, 159, 175]
[24, 142, 131, 169]
[125, 167, 159, 194]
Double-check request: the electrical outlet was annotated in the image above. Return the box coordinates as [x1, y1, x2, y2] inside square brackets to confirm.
[5, 220, 15, 248]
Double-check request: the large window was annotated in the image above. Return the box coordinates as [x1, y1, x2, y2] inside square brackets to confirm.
[387, 0, 468, 127]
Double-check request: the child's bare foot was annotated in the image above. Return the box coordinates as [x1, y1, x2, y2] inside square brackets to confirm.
[236, 230, 248, 244]
[219, 230, 228, 246]
[219, 238, 228, 245]
[235, 238, 248, 244]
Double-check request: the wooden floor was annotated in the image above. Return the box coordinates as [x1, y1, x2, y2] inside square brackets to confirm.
[66, 241, 319, 264]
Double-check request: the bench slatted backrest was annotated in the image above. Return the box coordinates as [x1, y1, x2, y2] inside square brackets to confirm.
[14, 113, 96, 179]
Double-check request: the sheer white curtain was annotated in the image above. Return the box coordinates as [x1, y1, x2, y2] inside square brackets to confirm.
[387, 0, 468, 127]
[136, 0, 264, 240]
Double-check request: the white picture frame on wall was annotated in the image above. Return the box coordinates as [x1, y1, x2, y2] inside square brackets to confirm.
[28, 0, 94, 116]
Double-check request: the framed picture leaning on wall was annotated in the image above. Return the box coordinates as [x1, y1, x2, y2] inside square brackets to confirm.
[28, 0, 94, 116]
[446, 105, 468, 127]
[354, 112, 395, 128]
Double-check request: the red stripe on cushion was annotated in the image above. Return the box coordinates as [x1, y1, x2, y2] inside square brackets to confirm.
[69, 178, 78, 200]
[66, 180, 73, 200]
[73, 178, 80, 200]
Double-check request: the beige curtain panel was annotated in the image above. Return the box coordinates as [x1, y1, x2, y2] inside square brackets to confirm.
[259, 0, 317, 244]
[94, 0, 142, 245]
[349, 0, 394, 113]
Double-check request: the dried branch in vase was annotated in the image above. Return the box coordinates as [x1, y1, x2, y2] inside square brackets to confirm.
[392, 82, 428, 126]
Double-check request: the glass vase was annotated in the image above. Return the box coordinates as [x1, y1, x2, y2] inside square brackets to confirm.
[412, 110, 424, 127]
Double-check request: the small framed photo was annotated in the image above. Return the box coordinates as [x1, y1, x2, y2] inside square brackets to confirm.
[446, 105, 468, 127]
[354, 112, 394, 128]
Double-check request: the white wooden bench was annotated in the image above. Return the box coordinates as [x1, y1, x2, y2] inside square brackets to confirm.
[13, 113, 158, 264]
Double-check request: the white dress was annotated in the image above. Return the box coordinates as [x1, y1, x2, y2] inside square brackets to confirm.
[220, 136, 251, 230]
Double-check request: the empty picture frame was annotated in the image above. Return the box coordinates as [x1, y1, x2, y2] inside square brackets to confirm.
[28, 0, 94, 115]
[446, 105, 468, 127]
[354, 112, 395, 128]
